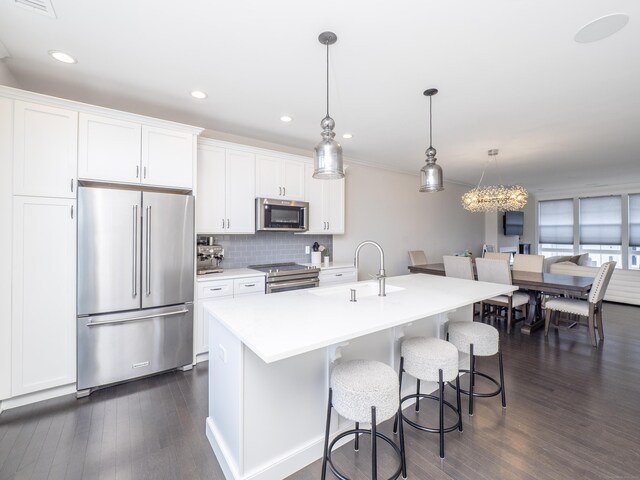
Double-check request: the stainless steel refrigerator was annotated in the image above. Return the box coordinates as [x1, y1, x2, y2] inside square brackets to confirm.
[76, 186, 194, 393]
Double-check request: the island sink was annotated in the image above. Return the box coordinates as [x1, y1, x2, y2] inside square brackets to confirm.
[309, 280, 404, 298]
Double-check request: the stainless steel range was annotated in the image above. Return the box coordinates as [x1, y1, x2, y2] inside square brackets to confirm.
[249, 262, 320, 294]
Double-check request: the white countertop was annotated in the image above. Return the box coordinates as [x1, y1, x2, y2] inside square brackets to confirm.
[196, 268, 265, 282]
[204, 273, 516, 363]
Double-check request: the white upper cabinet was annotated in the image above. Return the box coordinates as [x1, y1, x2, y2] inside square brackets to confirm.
[304, 163, 345, 234]
[141, 126, 194, 189]
[196, 143, 255, 234]
[78, 113, 141, 184]
[255, 154, 305, 201]
[79, 114, 196, 189]
[13, 102, 78, 199]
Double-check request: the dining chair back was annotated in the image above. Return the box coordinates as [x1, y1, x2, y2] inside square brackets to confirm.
[512, 254, 544, 273]
[475, 258, 512, 286]
[483, 252, 511, 262]
[588, 261, 616, 304]
[408, 250, 428, 266]
[443, 255, 474, 280]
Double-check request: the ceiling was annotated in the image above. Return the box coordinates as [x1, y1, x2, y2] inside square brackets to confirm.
[1, 0, 638, 193]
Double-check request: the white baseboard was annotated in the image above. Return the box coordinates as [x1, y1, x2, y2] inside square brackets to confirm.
[0, 383, 76, 413]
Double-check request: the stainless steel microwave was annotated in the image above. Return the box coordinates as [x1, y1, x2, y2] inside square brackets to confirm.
[256, 198, 309, 232]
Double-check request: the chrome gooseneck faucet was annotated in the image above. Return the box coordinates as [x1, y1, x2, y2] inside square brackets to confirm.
[354, 241, 386, 296]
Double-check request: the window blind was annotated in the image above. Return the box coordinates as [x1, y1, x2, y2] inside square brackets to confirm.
[579, 196, 622, 245]
[630, 194, 640, 247]
[538, 199, 574, 244]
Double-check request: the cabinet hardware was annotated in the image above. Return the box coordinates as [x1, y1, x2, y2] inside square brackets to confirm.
[143, 166, 147, 179]
[87, 309, 188, 327]
[136, 165, 139, 178]
[279, 186, 282, 196]
[132, 205, 138, 298]
[227, 219, 230, 228]
[335, 274, 343, 277]
[146, 206, 151, 295]
[222, 218, 225, 229]
[244, 284, 256, 287]
[70, 205, 74, 219]
[210, 287, 223, 291]
[327, 222, 330, 230]
[70, 178, 74, 192]
[283, 186, 286, 196]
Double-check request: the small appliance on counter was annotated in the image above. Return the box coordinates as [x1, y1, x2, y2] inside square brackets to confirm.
[197, 235, 224, 275]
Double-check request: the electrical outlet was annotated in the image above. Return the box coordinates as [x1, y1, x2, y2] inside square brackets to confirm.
[305, 245, 311, 254]
[218, 344, 227, 363]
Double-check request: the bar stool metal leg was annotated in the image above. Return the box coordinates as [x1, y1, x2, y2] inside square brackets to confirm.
[499, 349, 506, 408]
[415, 380, 421, 412]
[469, 343, 475, 416]
[321, 389, 333, 480]
[456, 374, 463, 431]
[438, 369, 444, 458]
[397, 401, 407, 479]
[354, 423, 359, 451]
[393, 357, 404, 435]
[371, 407, 378, 480]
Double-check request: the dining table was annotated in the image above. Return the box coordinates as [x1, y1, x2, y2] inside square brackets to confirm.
[408, 263, 594, 334]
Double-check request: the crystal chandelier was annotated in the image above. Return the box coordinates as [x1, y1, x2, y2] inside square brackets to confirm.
[461, 149, 528, 212]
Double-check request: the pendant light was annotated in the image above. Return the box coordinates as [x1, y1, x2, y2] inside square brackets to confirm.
[419, 88, 444, 192]
[313, 31, 344, 179]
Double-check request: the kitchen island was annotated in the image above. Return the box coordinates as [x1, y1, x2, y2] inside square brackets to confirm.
[204, 273, 516, 480]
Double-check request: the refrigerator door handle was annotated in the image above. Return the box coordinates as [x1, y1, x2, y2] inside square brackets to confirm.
[146, 206, 151, 296]
[132, 205, 138, 298]
[86, 309, 189, 327]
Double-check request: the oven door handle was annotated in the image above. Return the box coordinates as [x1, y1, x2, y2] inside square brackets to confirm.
[267, 278, 319, 293]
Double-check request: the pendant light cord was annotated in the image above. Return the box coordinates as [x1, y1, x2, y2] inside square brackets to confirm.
[429, 95, 433, 148]
[326, 41, 330, 117]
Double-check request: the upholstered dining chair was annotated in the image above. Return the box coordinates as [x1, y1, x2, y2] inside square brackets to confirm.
[483, 252, 511, 262]
[475, 258, 529, 333]
[544, 261, 616, 347]
[512, 254, 544, 273]
[443, 255, 474, 280]
[408, 250, 428, 266]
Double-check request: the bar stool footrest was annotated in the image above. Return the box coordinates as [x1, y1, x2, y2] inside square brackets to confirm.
[449, 369, 502, 398]
[399, 393, 462, 433]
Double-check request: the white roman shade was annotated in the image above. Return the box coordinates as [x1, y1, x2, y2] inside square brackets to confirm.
[630, 194, 640, 247]
[538, 199, 574, 244]
[579, 196, 622, 245]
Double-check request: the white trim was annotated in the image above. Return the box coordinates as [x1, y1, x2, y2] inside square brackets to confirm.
[0, 383, 76, 412]
[0, 85, 203, 135]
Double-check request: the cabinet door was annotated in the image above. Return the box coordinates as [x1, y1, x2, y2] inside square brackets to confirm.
[326, 176, 345, 234]
[12, 197, 76, 395]
[196, 145, 226, 233]
[281, 159, 305, 200]
[78, 113, 141, 184]
[142, 126, 194, 189]
[13, 102, 78, 198]
[255, 154, 283, 198]
[304, 163, 326, 233]
[226, 149, 255, 234]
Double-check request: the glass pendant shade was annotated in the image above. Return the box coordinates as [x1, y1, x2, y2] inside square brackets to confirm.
[314, 116, 344, 179]
[419, 146, 444, 192]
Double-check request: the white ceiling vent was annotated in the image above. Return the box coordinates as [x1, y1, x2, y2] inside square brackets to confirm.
[14, 0, 57, 19]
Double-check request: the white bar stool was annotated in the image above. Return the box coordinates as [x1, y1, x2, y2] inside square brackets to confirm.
[392, 337, 462, 459]
[321, 359, 407, 480]
[447, 322, 506, 415]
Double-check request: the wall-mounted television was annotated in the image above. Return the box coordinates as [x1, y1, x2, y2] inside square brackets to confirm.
[503, 211, 524, 236]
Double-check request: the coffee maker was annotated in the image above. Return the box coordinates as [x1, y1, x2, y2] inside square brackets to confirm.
[196, 236, 224, 275]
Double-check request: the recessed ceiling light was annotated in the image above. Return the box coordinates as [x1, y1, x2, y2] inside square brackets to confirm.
[48, 50, 76, 64]
[190, 90, 208, 99]
[342, 133, 353, 139]
[574, 13, 629, 43]
[280, 115, 293, 122]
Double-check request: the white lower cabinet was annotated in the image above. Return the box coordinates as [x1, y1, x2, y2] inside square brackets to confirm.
[319, 266, 358, 286]
[195, 275, 265, 361]
[11, 196, 76, 396]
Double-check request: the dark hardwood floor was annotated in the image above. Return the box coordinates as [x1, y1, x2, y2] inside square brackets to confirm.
[1, 302, 639, 480]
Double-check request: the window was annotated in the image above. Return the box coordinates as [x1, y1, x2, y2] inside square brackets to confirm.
[579, 196, 621, 267]
[629, 194, 640, 270]
[538, 199, 574, 257]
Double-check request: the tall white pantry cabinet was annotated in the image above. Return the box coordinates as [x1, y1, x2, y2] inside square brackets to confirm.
[0, 86, 202, 411]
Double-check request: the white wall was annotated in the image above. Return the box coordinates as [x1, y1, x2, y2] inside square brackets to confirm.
[0, 61, 19, 88]
[333, 163, 485, 279]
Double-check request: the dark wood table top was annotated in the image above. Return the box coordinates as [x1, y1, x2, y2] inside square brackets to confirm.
[408, 263, 593, 294]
